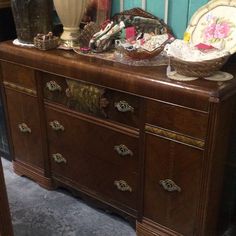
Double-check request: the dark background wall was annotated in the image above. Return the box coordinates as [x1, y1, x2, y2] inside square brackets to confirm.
[0, 6, 16, 159]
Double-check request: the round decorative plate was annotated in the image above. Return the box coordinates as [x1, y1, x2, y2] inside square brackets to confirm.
[203, 71, 234, 81]
[186, 0, 236, 54]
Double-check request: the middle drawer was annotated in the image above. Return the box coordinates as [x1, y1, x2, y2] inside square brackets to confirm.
[45, 106, 139, 211]
[42, 73, 140, 128]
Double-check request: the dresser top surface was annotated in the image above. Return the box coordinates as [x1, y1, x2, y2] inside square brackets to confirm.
[1, 41, 236, 110]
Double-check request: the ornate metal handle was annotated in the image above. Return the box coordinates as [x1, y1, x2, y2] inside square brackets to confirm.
[114, 180, 132, 192]
[114, 144, 133, 157]
[46, 80, 62, 92]
[52, 153, 67, 164]
[49, 120, 64, 131]
[114, 101, 134, 113]
[18, 123, 31, 133]
[159, 179, 181, 192]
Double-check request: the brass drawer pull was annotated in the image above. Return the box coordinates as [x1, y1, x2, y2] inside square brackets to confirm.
[114, 144, 133, 157]
[52, 153, 67, 164]
[46, 80, 62, 92]
[114, 101, 134, 113]
[49, 120, 64, 131]
[114, 180, 132, 192]
[18, 123, 31, 133]
[159, 179, 181, 192]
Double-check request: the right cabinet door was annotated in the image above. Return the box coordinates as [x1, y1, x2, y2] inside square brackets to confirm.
[144, 132, 203, 235]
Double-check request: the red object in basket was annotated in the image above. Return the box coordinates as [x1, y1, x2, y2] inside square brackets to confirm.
[125, 27, 136, 40]
[195, 43, 216, 50]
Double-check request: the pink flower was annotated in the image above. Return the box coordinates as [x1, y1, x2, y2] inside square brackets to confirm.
[204, 23, 216, 40]
[204, 22, 230, 41]
[214, 22, 230, 39]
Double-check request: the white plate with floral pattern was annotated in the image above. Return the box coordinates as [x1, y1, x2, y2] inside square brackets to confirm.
[185, 0, 236, 54]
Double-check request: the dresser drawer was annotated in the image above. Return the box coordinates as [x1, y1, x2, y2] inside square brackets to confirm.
[52, 151, 138, 211]
[1, 61, 36, 93]
[45, 106, 139, 171]
[146, 100, 208, 140]
[43, 73, 140, 128]
[45, 106, 139, 210]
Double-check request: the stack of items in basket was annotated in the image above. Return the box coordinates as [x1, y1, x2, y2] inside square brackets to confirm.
[77, 8, 174, 60]
[165, 0, 236, 78]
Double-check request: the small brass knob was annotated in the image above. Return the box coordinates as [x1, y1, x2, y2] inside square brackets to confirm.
[18, 123, 31, 133]
[49, 120, 64, 131]
[114, 144, 133, 157]
[159, 179, 181, 192]
[52, 153, 67, 164]
[114, 101, 134, 113]
[114, 180, 132, 192]
[46, 80, 62, 92]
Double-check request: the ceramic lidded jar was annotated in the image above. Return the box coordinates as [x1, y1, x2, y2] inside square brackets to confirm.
[11, 0, 53, 44]
[53, 0, 89, 48]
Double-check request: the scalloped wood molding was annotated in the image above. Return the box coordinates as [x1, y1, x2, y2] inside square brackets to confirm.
[0, 0, 10, 9]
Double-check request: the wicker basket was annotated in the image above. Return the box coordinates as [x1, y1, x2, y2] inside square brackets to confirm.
[112, 8, 172, 35]
[124, 45, 164, 60]
[78, 22, 100, 48]
[170, 55, 230, 77]
[34, 33, 59, 50]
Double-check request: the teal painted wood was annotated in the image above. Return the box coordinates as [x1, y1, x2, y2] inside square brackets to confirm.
[111, 0, 209, 38]
[124, 0, 142, 10]
[188, 0, 209, 22]
[146, 0, 165, 20]
[168, 0, 189, 38]
[111, 0, 120, 15]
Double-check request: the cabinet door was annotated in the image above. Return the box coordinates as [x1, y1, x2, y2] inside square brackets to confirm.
[5, 89, 44, 169]
[144, 133, 203, 235]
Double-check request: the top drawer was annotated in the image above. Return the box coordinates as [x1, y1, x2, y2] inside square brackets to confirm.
[42, 73, 140, 128]
[1, 61, 36, 93]
[146, 100, 208, 140]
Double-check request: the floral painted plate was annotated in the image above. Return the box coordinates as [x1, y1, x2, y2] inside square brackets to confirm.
[185, 0, 236, 54]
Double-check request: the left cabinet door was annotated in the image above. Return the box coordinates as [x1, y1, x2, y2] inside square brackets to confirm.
[5, 88, 44, 169]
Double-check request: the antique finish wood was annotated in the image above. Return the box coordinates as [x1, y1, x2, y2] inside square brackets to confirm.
[1, 41, 236, 235]
[42, 73, 141, 128]
[143, 132, 203, 235]
[0, 158, 13, 236]
[45, 105, 139, 216]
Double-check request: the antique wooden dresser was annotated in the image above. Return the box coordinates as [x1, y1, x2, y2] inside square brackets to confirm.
[0, 41, 236, 236]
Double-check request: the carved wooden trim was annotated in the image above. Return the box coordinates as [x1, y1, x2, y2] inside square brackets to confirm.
[3, 81, 37, 95]
[145, 125, 205, 149]
[65, 79, 108, 117]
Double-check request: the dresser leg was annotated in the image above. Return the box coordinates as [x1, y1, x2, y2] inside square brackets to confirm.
[136, 219, 182, 236]
[13, 160, 55, 190]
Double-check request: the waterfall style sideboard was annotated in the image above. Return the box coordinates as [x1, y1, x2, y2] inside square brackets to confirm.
[0, 41, 236, 236]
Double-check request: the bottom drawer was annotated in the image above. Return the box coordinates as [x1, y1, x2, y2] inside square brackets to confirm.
[51, 150, 138, 211]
